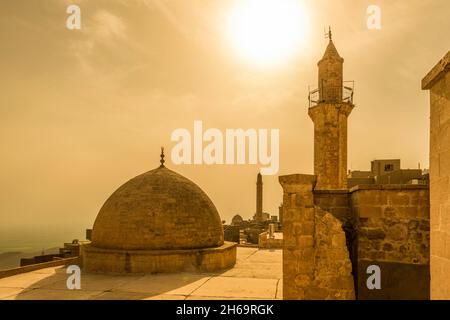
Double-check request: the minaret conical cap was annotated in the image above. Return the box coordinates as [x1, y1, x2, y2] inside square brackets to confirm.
[319, 39, 344, 63]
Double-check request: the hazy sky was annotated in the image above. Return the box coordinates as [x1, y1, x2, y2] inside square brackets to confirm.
[0, 0, 449, 236]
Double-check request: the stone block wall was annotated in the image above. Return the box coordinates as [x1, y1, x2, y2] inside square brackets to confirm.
[423, 50, 450, 299]
[82, 242, 237, 274]
[351, 185, 430, 264]
[280, 174, 355, 300]
[357, 259, 430, 300]
[314, 190, 358, 285]
[224, 225, 240, 243]
[350, 185, 430, 299]
[314, 190, 351, 222]
[280, 178, 431, 299]
[258, 232, 283, 249]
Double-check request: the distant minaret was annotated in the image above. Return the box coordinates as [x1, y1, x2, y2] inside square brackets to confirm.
[256, 173, 263, 221]
[308, 28, 354, 189]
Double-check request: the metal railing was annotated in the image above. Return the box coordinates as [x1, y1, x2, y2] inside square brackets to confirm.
[308, 81, 355, 107]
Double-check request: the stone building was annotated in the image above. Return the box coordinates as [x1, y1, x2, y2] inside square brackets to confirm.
[348, 159, 428, 188]
[422, 50, 450, 299]
[82, 149, 236, 273]
[280, 33, 430, 300]
[224, 173, 279, 245]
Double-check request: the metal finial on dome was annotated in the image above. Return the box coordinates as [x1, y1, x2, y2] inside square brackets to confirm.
[160, 147, 165, 167]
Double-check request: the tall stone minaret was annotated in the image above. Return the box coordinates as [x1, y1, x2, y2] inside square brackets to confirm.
[308, 31, 354, 190]
[255, 172, 263, 221]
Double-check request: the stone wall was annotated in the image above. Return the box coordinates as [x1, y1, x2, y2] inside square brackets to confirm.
[279, 174, 355, 300]
[351, 185, 430, 264]
[350, 185, 430, 299]
[357, 259, 430, 300]
[314, 190, 351, 220]
[0, 257, 80, 279]
[82, 242, 237, 274]
[224, 225, 240, 243]
[314, 190, 358, 285]
[422, 50, 450, 299]
[259, 232, 283, 249]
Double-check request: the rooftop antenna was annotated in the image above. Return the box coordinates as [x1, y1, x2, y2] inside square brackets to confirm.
[324, 26, 332, 41]
[160, 147, 165, 168]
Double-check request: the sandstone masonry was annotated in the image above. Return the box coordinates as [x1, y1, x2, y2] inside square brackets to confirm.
[422, 50, 450, 299]
[280, 174, 355, 300]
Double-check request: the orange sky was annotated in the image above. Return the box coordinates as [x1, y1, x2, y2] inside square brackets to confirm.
[0, 0, 449, 235]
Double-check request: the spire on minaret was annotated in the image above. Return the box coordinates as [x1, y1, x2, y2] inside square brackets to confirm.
[320, 29, 342, 62]
[317, 28, 344, 103]
[326, 26, 332, 41]
[160, 147, 165, 167]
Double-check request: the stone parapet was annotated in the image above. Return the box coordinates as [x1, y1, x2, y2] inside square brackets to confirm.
[422, 51, 450, 90]
[0, 257, 80, 280]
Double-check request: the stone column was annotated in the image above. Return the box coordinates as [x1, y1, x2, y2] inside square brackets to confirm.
[279, 174, 316, 299]
[279, 174, 355, 300]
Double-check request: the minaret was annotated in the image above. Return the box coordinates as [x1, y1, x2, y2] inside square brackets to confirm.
[308, 29, 354, 190]
[256, 172, 263, 221]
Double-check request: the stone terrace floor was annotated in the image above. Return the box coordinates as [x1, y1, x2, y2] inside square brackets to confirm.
[0, 247, 282, 300]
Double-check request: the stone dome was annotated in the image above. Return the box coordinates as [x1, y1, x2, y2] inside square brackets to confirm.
[231, 214, 244, 225]
[91, 165, 224, 250]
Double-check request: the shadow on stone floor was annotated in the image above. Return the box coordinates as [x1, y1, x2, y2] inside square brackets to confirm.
[12, 265, 236, 300]
[5, 248, 282, 300]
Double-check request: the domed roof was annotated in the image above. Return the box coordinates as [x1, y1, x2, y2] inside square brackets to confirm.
[231, 214, 244, 225]
[91, 165, 224, 250]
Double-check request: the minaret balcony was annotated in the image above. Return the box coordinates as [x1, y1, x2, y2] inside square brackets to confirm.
[308, 81, 354, 108]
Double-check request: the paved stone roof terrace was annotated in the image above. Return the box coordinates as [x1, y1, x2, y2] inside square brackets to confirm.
[0, 247, 282, 300]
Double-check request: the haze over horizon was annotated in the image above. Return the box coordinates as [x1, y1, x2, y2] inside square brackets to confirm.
[0, 0, 449, 236]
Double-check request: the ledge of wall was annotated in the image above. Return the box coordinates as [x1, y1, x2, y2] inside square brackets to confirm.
[349, 184, 429, 193]
[0, 257, 80, 279]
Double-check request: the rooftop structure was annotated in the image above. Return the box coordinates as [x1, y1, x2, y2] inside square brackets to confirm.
[83, 149, 236, 274]
[348, 159, 427, 188]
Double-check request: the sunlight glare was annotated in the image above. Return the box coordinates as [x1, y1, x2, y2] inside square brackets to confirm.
[227, 0, 309, 67]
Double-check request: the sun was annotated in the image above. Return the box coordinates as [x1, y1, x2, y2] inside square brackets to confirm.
[227, 0, 309, 67]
